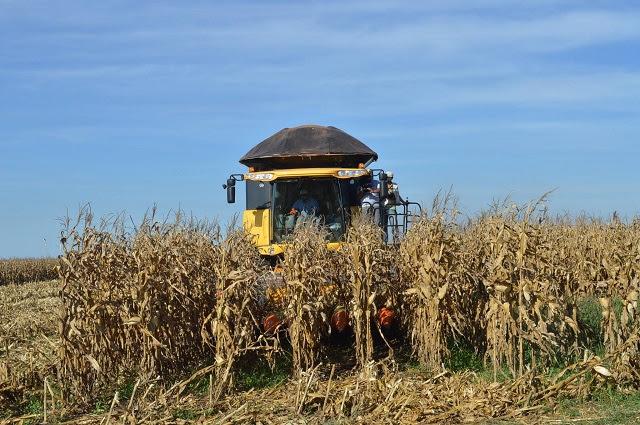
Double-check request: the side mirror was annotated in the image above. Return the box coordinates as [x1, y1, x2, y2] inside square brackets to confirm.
[225, 178, 236, 204]
[379, 172, 389, 199]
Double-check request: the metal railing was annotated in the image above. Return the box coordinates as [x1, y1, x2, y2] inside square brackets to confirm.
[361, 199, 422, 244]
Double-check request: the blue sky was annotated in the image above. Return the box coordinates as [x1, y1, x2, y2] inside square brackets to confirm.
[1, 0, 639, 257]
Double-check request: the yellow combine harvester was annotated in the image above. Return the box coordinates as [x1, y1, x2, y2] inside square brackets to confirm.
[224, 124, 420, 257]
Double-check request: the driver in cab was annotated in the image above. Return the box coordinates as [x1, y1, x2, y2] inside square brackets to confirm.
[289, 188, 319, 217]
[285, 188, 319, 231]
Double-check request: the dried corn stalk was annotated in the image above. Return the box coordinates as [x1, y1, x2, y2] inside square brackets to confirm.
[202, 228, 267, 401]
[282, 221, 332, 373]
[399, 197, 468, 370]
[477, 202, 578, 378]
[344, 215, 391, 367]
[57, 208, 221, 403]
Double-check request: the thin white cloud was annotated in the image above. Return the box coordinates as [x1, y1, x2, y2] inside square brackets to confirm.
[440, 72, 640, 105]
[96, 9, 640, 54]
[4, 5, 639, 56]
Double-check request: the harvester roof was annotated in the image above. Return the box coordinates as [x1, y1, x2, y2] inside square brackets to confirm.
[239, 124, 378, 170]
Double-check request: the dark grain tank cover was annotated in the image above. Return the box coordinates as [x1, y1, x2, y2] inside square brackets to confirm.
[239, 124, 378, 170]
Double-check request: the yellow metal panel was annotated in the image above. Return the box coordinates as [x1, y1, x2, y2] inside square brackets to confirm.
[327, 242, 343, 251]
[243, 209, 270, 247]
[258, 241, 344, 256]
[258, 244, 285, 256]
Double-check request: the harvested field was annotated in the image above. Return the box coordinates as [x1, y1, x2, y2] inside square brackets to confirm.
[0, 280, 60, 420]
[1, 203, 639, 423]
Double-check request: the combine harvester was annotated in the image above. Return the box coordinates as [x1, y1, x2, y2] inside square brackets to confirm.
[223, 124, 421, 337]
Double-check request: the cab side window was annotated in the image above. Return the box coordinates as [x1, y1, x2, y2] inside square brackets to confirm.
[246, 181, 271, 210]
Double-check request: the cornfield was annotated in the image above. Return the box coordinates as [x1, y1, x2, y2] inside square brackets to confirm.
[1, 202, 640, 423]
[0, 257, 58, 285]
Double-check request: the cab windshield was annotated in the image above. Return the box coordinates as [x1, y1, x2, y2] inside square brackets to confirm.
[272, 178, 346, 243]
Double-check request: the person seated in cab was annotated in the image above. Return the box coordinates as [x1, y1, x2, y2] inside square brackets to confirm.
[285, 187, 319, 231]
[290, 187, 319, 216]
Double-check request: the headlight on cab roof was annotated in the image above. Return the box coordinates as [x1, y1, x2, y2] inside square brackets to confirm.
[245, 172, 275, 181]
[337, 169, 368, 178]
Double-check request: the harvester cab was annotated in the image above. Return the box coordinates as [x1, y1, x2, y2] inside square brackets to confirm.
[223, 125, 421, 257]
